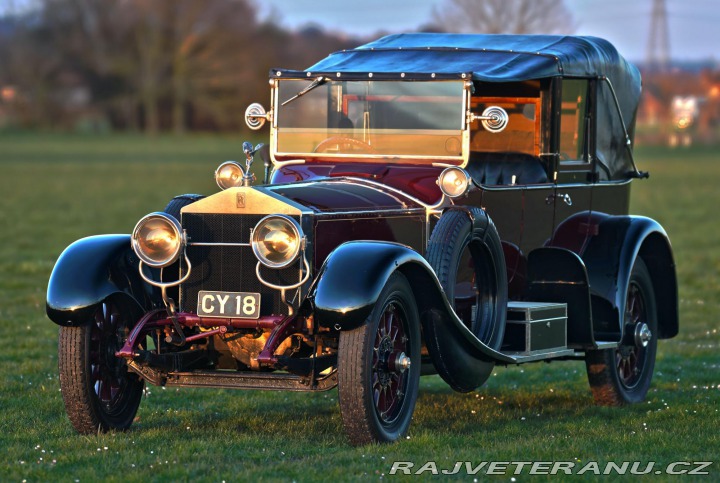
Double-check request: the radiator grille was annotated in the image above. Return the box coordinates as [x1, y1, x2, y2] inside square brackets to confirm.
[180, 213, 302, 315]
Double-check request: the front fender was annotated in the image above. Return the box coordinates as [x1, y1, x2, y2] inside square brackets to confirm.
[311, 241, 514, 392]
[46, 235, 150, 326]
[312, 241, 422, 331]
[582, 216, 678, 340]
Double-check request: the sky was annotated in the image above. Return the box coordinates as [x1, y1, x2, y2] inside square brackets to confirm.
[258, 0, 720, 63]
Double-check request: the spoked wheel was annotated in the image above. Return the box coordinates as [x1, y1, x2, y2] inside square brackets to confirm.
[585, 258, 658, 405]
[58, 298, 144, 433]
[338, 273, 420, 445]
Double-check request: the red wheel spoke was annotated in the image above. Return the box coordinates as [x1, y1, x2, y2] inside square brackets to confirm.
[87, 301, 133, 409]
[384, 310, 393, 338]
[371, 298, 413, 423]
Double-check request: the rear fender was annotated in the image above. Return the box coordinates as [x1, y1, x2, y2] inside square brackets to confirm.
[582, 216, 678, 340]
[310, 241, 515, 392]
[46, 235, 153, 326]
[526, 247, 595, 347]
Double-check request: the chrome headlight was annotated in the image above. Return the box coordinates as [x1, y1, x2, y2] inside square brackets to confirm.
[131, 212, 184, 268]
[215, 161, 244, 190]
[438, 167, 472, 198]
[251, 215, 303, 268]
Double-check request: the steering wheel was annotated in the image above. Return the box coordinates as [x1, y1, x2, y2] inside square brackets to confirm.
[313, 137, 376, 154]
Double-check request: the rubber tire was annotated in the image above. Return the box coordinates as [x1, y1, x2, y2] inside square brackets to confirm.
[585, 258, 658, 405]
[338, 272, 421, 445]
[164, 194, 204, 220]
[426, 208, 507, 350]
[58, 299, 144, 433]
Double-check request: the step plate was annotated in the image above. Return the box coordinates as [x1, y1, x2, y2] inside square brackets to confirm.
[501, 348, 576, 364]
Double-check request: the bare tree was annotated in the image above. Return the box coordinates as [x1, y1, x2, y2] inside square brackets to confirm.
[433, 0, 576, 35]
[167, 0, 255, 134]
[127, 1, 171, 135]
[1, 0, 365, 132]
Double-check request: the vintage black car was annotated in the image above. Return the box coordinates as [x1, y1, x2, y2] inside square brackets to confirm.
[47, 34, 678, 445]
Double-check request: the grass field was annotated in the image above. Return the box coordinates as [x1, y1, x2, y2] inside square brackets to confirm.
[0, 133, 718, 481]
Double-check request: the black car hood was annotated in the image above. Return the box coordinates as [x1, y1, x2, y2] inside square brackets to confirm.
[265, 179, 425, 213]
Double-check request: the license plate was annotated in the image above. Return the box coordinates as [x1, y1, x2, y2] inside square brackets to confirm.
[196, 291, 261, 319]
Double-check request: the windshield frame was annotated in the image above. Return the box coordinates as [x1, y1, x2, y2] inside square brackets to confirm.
[270, 77, 471, 166]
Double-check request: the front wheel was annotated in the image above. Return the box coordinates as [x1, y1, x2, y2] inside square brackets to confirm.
[58, 299, 144, 433]
[337, 272, 421, 445]
[585, 258, 658, 405]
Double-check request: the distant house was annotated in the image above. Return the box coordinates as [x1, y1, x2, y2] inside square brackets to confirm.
[637, 84, 665, 127]
[698, 71, 720, 140]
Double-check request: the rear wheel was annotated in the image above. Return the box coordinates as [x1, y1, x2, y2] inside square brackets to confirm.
[585, 258, 657, 405]
[338, 273, 421, 445]
[58, 299, 144, 433]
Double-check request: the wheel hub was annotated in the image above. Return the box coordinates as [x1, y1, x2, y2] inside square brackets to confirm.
[634, 322, 652, 348]
[377, 339, 412, 385]
[389, 352, 411, 373]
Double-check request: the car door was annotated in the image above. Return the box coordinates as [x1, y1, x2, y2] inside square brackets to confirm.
[549, 79, 594, 253]
[551, 168, 593, 253]
[520, 183, 555, 254]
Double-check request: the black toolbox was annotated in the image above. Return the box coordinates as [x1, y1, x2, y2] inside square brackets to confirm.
[502, 302, 567, 355]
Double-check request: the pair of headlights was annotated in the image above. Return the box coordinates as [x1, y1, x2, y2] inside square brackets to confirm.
[132, 213, 303, 270]
[131, 167, 466, 270]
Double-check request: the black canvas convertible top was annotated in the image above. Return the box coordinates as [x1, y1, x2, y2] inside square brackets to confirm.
[276, 34, 642, 181]
[306, 33, 639, 87]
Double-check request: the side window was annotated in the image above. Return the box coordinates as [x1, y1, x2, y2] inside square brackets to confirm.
[470, 97, 541, 157]
[559, 80, 589, 162]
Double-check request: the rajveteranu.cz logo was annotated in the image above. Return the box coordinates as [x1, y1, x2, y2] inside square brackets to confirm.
[388, 461, 713, 476]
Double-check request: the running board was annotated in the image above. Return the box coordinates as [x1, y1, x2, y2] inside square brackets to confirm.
[499, 340, 620, 364]
[500, 348, 576, 364]
[497, 303, 620, 363]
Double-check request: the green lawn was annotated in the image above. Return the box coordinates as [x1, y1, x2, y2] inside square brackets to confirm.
[0, 134, 718, 481]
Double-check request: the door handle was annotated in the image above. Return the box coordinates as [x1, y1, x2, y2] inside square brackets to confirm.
[545, 193, 573, 206]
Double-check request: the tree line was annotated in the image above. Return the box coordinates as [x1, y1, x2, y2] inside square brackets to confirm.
[0, 0, 367, 133]
[0, 0, 575, 134]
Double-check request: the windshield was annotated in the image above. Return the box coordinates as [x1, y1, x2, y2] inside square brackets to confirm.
[275, 80, 465, 160]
